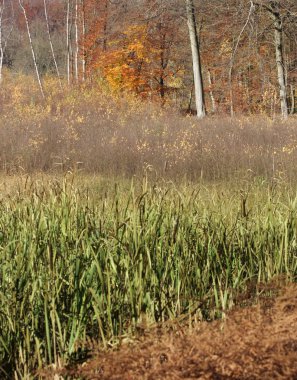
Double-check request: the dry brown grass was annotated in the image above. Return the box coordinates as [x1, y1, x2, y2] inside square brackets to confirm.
[54, 283, 297, 380]
[1, 75, 297, 181]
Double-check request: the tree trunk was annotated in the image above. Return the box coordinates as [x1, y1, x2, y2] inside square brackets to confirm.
[43, 0, 62, 89]
[228, 1, 255, 116]
[81, 0, 86, 81]
[185, 0, 205, 119]
[160, 75, 165, 105]
[66, 0, 71, 85]
[270, 2, 288, 118]
[19, 0, 45, 98]
[290, 84, 295, 114]
[207, 69, 216, 113]
[187, 83, 194, 114]
[74, 0, 79, 83]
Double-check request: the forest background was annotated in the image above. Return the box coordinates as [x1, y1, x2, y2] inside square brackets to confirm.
[1, 0, 297, 117]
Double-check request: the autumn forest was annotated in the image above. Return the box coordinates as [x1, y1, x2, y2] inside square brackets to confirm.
[0, 0, 297, 117]
[1, 1, 297, 379]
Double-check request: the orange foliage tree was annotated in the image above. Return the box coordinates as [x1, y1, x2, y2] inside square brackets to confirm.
[82, 1, 184, 103]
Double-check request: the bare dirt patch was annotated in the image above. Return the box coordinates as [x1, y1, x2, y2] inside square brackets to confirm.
[57, 284, 297, 379]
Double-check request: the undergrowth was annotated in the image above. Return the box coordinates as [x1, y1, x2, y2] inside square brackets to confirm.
[1, 73, 297, 180]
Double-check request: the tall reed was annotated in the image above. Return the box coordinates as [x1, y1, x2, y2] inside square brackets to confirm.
[0, 176, 296, 377]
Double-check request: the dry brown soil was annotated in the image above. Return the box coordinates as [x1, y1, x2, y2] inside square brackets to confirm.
[53, 284, 297, 379]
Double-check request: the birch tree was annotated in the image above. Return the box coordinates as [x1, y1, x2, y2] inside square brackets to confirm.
[254, 0, 288, 118]
[66, 0, 71, 85]
[81, 0, 86, 81]
[19, 0, 45, 98]
[43, 0, 62, 89]
[185, 0, 205, 118]
[74, 0, 79, 82]
[269, 1, 288, 118]
[228, 1, 255, 116]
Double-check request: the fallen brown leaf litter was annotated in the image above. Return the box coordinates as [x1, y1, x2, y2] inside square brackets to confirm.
[49, 283, 297, 379]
